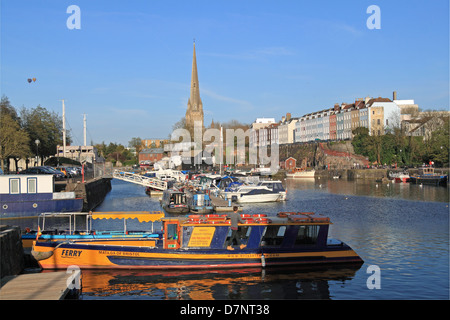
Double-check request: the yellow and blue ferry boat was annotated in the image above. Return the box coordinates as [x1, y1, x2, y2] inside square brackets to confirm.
[31, 211, 363, 270]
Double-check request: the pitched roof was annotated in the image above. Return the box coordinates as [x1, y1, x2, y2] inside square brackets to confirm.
[140, 148, 164, 154]
[366, 97, 392, 107]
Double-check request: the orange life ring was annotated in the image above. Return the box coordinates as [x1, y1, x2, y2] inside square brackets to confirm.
[252, 214, 267, 218]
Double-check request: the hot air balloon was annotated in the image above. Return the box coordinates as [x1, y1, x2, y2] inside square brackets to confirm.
[32, 78, 36, 82]
[27, 78, 32, 83]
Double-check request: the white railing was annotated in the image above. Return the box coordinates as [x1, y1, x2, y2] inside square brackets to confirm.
[112, 170, 168, 191]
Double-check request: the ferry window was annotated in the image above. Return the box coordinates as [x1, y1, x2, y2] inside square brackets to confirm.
[295, 226, 319, 245]
[167, 224, 178, 240]
[261, 226, 286, 246]
[28, 178, 37, 193]
[10, 179, 20, 194]
[225, 226, 251, 247]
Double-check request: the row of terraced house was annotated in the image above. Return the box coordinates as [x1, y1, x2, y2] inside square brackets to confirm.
[250, 91, 424, 147]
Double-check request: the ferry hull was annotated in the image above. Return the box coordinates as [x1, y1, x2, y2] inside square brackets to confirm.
[162, 205, 190, 214]
[410, 176, 447, 186]
[190, 207, 214, 214]
[32, 242, 363, 270]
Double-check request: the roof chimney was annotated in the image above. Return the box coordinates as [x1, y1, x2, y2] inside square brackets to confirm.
[393, 91, 397, 100]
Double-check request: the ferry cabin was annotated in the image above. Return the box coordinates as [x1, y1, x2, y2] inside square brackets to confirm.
[32, 213, 363, 269]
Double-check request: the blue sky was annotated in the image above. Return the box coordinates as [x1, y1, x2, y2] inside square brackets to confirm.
[1, 0, 448, 146]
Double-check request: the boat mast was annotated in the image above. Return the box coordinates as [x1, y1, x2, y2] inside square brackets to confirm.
[61, 99, 66, 156]
[220, 126, 223, 175]
[83, 113, 87, 146]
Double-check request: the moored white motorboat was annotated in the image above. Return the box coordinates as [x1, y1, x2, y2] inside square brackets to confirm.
[256, 181, 286, 201]
[236, 188, 282, 203]
[389, 171, 410, 183]
[286, 168, 315, 179]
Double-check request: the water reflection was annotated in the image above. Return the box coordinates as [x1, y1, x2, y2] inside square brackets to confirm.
[80, 265, 362, 300]
[286, 178, 449, 203]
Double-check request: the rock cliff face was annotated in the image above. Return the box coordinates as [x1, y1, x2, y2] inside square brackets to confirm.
[279, 141, 369, 170]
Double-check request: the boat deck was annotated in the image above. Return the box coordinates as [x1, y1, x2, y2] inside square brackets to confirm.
[210, 194, 242, 212]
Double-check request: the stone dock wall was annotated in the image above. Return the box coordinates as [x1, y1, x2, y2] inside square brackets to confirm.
[66, 177, 112, 211]
[0, 225, 24, 279]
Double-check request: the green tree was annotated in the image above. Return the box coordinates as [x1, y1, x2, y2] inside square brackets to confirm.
[1, 96, 31, 171]
[351, 127, 370, 156]
[94, 141, 107, 158]
[380, 134, 396, 165]
[20, 105, 71, 165]
[0, 112, 30, 171]
[428, 118, 449, 167]
[128, 137, 143, 154]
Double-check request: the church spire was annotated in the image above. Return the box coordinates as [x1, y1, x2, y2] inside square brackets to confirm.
[186, 41, 204, 133]
[189, 41, 201, 111]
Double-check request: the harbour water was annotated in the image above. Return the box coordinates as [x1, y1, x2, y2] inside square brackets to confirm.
[15, 178, 449, 300]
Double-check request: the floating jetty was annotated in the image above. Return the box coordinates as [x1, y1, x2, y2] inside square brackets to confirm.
[210, 194, 242, 212]
[0, 271, 80, 300]
[0, 225, 80, 300]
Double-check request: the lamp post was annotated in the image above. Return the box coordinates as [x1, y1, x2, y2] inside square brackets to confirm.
[35, 139, 40, 166]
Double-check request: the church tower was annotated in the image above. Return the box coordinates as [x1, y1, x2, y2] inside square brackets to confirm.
[185, 41, 204, 135]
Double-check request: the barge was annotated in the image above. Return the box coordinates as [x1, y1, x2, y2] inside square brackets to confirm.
[0, 175, 83, 219]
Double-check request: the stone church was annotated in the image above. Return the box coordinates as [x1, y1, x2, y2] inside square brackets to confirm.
[185, 42, 204, 135]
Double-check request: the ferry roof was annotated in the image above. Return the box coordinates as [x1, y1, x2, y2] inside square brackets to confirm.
[91, 211, 165, 222]
[162, 212, 332, 226]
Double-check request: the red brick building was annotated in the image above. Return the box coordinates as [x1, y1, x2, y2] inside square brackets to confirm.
[284, 157, 297, 171]
[139, 148, 165, 164]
